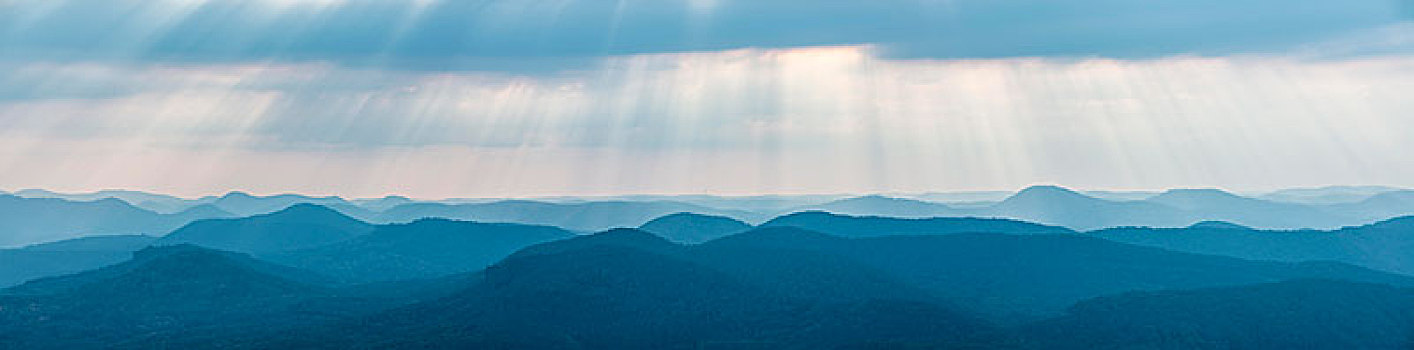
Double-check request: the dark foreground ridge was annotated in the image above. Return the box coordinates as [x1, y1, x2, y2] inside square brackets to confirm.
[5, 218, 1414, 349]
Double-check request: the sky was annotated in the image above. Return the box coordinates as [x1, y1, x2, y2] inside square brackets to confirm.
[0, 0, 1411, 198]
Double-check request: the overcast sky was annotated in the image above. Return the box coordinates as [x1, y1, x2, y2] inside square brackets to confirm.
[1, 0, 1411, 198]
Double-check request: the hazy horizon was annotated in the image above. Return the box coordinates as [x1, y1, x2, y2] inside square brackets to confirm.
[2, 184, 1406, 202]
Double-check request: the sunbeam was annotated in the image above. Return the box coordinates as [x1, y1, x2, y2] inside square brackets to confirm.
[4, 2, 1414, 348]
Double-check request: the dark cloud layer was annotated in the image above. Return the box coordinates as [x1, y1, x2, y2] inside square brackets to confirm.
[1, 0, 1409, 70]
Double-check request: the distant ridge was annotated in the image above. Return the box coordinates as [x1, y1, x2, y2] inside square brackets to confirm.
[2, 184, 1412, 246]
[376, 200, 766, 232]
[639, 212, 753, 244]
[509, 227, 676, 258]
[11, 189, 192, 213]
[172, 203, 236, 219]
[1260, 186, 1403, 205]
[1092, 215, 1414, 275]
[1187, 221, 1252, 230]
[0, 245, 344, 348]
[265, 218, 574, 283]
[206, 192, 364, 217]
[801, 195, 954, 218]
[983, 185, 1192, 230]
[1146, 188, 1252, 209]
[1003, 185, 1096, 203]
[761, 211, 1074, 237]
[155, 204, 375, 253]
[1145, 188, 1345, 228]
[5, 244, 324, 296]
[21, 235, 157, 252]
[0, 235, 159, 288]
[0, 195, 228, 247]
[1325, 190, 1414, 222]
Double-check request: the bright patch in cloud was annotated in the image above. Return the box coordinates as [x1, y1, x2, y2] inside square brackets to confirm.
[0, 46, 1410, 196]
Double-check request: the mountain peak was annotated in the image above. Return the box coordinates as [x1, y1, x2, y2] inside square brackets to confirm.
[155, 203, 372, 253]
[1153, 188, 1244, 200]
[640, 212, 753, 244]
[1187, 221, 1253, 230]
[1020, 185, 1079, 194]
[7, 243, 316, 296]
[131, 243, 231, 262]
[173, 203, 234, 217]
[1358, 216, 1414, 231]
[762, 210, 1074, 237]
[828, 194, 939, 205]
[1163, 188, 1237, 195]
[509, 228, 677, 259]
[806, 195, 952, 218]
[1004, 185, 1093, 202]
[261, 203, 354, 222]
[776, 210, 839, 219]
[1359, 190, 1414, 205]
[641, 212, 750, 229]
[23, 234, 158, 252]
[220, 191, 257, 199]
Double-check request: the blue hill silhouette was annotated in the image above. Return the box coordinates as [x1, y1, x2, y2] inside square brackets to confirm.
[265, 218, 574, 283]
[761, 211, 1074, 237]
[155, 204, 375, 253]
[0, 195, 230, 247]
[376, 200, 766, 232]
[1094, 215, 1414, 275]
[0, 235, 157, 288]
[638, 212, 753, 243]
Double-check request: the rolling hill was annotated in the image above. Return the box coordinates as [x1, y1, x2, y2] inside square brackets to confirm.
[375, 200, 766, 232]
[706, 227, 1414, 322]
[264, 218, 575, 283]
[1093, 215, 1414, 275]
[263, 229, 997, 349]
[1023, 279, 1414, 349]
[0, 245, 337, 348]
[154, 204, 374, 253]
[638, 212, 754, 243]
[0, 195, 233, 248]
[0, 235, 156, 288]
[760, 211, 1074, 237]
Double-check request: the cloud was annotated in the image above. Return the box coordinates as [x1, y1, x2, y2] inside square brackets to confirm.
[0, 46, 1411, 195]
[1, 0, 1410, 70]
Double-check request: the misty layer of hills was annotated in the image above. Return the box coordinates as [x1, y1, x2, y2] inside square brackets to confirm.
[4, 186, 1414, 348]
[803, 186, 1414, 231]
[4, 185, 1413, 249]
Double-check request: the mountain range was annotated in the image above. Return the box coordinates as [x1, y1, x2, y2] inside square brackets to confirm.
[1021, 279, 1414, 349]
[264, 218, 575, 283]
[154, 204, 376, 254]
[371, 200, 769, 232]
[638, 212, 754, 243]
[6, 221, 1414, 348]
[707, 226, 1414, 322]
[0, 245, 423, 348]
[1093, 215, 1414, 275]
[0, 235, 156, 288]
[798, 185, 1414, 231]
[0, 194, 233, 247]
[5, 185, 1413, 250]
